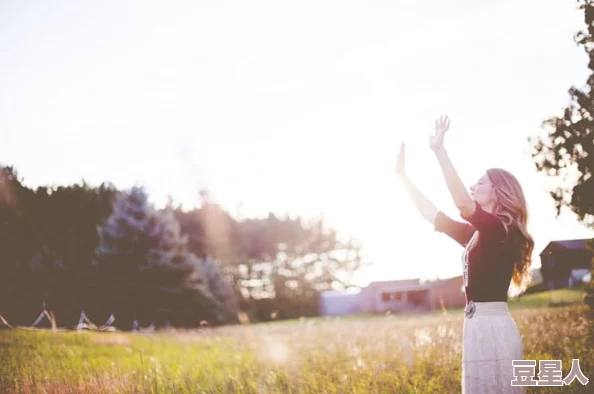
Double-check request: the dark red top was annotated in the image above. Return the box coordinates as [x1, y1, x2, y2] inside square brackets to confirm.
[434, 201, 520, 303]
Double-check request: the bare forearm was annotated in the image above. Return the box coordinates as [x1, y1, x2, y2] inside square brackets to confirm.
[434, 148, 473, 210]
[400, 175, 438, 224]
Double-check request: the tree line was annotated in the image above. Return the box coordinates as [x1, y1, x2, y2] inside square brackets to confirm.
[0, 166, 368, 329]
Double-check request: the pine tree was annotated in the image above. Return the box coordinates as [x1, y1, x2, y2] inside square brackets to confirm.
[93, 186, 217, 328]
[200, 256, 240, 324]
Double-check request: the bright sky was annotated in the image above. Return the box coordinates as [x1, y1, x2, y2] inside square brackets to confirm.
[2, 0, 593, 287]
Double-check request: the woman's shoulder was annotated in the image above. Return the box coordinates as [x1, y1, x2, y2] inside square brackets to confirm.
[478, 222, 519, 244]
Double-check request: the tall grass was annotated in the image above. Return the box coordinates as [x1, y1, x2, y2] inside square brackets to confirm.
[1, 304, 592, 393]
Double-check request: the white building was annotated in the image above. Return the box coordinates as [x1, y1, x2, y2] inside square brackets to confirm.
[320, 275, 466, 316]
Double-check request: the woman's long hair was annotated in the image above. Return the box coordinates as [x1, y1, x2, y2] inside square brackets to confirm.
[467, 168, 534, 293]
[489, 168, 534, 292]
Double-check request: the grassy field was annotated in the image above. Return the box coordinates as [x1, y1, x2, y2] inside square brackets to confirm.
[508, 283, 588, 309]
[1, 289, 593, 394]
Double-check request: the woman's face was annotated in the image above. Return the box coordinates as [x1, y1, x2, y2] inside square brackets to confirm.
[470, 173, 496, 210]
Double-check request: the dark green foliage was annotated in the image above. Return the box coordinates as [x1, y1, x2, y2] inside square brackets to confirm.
[530, 0, 594, 224]
[0, 165, 367, 327]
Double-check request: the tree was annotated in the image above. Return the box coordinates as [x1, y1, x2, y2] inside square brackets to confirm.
[231, 212, 370, 320]
[199, 256, 240, 324]
[34, 182, 118, 326]
[530, 0, 594, 225]
[93, 186, 219, 328]
[173, 193, 370, 321]
[0, 166, 119, 327]
[530, 0, 594, 307]
[0, 166, 52, 325]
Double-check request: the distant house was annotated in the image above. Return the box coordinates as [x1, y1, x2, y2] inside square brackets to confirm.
[319, 275, 467, 316]
[539, 238, 592, 290]
[319, 292, 361, 316]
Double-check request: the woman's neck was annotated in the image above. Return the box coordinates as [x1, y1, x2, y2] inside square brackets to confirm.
[481, 202, 496, 214]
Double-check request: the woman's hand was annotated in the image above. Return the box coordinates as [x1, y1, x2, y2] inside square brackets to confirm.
[429, 115, 450, 153]
[395, 141, 406, 178]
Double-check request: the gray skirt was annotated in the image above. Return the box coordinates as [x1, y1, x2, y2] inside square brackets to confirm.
[462, 301, 525, 394]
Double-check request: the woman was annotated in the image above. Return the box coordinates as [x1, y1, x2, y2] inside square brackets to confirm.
[395, 116, 534, 394]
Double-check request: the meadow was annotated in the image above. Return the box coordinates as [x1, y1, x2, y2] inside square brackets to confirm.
[1, 286, 592, 394]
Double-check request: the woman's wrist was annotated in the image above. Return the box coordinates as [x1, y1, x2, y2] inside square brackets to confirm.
[433, 146, 447, 158]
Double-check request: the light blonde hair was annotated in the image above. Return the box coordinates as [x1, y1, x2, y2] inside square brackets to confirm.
[467, 168, 534, 293]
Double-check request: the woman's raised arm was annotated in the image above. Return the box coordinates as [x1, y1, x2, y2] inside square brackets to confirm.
[396, 141, 474, 246]
[396, 142, 438, 224]
[430, 116, 475, 218]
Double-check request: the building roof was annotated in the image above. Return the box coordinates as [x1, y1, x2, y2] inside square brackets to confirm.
[539, 238, 592, 255]
[320, 291, 359, 298]
[366, 278, 420, 288]
[363, 276, 462, 292]
[424, 275, 463, 286]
